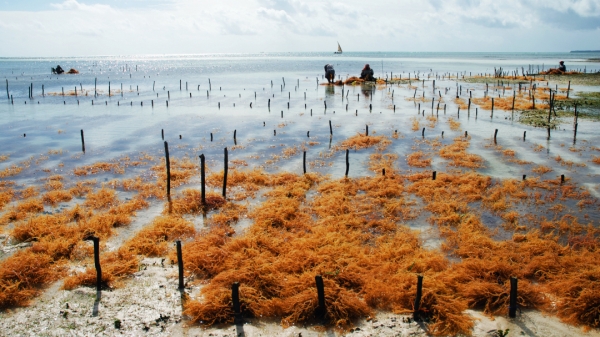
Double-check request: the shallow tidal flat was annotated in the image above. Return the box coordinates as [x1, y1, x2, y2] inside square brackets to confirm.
[1, 64, 600, 336]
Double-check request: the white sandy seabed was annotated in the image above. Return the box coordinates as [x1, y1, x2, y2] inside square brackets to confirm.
[1, 256, 599, 337]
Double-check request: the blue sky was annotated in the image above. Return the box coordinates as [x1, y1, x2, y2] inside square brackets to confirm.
[0, 0, 599, 56]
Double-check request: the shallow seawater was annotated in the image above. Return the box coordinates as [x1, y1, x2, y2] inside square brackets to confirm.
[1, 54, 599, 218]
[2, 53, 600, 336]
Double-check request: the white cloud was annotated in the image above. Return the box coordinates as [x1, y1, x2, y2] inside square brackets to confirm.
[50, 0, 113, 12]
[0, 0, 598, 56]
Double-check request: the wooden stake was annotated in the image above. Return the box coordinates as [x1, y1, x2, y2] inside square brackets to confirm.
[414, 275, 423, 321]
[176, 240, 184, 289]
[200, 154, 206, 205]
[303, 151, 307, 174]
[223, 147, 228, 198]
[164, 141, 171, 199]
[315, 275, 326, 320]
[345, 149, 349, 177]
[83, 236, 102, 292]
[232, 282, 242, 324]
[80, 130, 85, 153]
[509, 277, 518, 318]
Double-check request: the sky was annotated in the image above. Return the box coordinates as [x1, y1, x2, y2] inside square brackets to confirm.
[0, 0, 599, 56]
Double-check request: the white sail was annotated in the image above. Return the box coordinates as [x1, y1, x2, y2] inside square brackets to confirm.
[337, 42, 342, 53]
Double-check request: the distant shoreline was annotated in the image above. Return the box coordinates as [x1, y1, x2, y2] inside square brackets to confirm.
[571, 50, 600, 53]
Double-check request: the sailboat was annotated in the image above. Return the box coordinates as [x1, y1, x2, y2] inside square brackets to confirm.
[334, 42, 342, 54]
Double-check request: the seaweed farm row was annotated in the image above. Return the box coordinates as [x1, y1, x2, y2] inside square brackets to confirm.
[1, 67, 600, 336]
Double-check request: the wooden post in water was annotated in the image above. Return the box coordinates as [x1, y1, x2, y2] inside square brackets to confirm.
[329, 120, 333, 136]
[94, 78, 97, 97]
[164, 141, 171, 200]
[345, 149, 350, 177]
[5, 79, 8, 99]
[223, 147, 228, 198]
[200, 154, 206, 205]
[494, 129, 498, 144]
[573, 104, 578, 143]
[303, 151, 306, 174]
[80, 130, 85, 153]
[567, 81, 571, 99]
[547, 91, 553, 140]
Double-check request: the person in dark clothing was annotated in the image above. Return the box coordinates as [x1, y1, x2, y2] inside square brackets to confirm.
[558, 61, 566, 72]
[324, 64, 335, 83]
[52, 65, 64, 74]
[360, 64, 374, 81]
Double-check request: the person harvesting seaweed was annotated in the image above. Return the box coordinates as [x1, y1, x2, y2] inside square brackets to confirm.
[558, 61, 566, 72]
[360, 64, 375, 81]
[324, 64, 335, 84]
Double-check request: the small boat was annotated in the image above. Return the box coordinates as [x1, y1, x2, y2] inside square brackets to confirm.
[334, 42, 342, 54]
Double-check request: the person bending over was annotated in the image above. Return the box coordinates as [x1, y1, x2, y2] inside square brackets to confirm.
[360, 64, 374, 81]
[324, 64, 336, 83]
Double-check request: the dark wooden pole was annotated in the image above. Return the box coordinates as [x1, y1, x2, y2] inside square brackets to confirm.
[329, 120, 333, 136]
[83, 236, 102, 292]
[414, 275, 423, 321]
[92, 236, 102, 291]
[164, 141, 171, 199]
[200, 154, 206, 205]
[303, 151, 306, 174]
[315, 275, 326, 320]
[232, 282, 242, 323]
[80, 130, 85, 153]
[223, 147, 228, 198]
[345, 149, 349, 177]
[176, 240, 184, 289]
[509, 277, 518, 318]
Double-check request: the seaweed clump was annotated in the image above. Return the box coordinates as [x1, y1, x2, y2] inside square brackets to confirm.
[181, 172, 473, 335]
